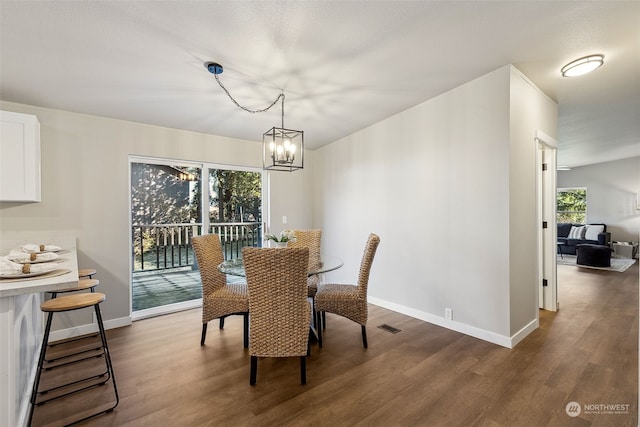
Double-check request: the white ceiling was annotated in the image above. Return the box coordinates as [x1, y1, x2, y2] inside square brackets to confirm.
[1, 1, 639, 168]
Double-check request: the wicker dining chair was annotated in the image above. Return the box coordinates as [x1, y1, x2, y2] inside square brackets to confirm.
[287, 229, 322, 297]
[192, 234, 249, 347]
[314, 233, 380, 348]
[243, 247, 311, 385]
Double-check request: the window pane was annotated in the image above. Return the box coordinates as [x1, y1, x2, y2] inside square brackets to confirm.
[557, 188, 586, 224]
[131, 163, 201, 226]
[130, 161, 203, 312]
[208, 168, 263, 259]
[208, 169, 262, 223]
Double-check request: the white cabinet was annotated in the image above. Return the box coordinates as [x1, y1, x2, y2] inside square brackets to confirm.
[0, 111, 41, 202]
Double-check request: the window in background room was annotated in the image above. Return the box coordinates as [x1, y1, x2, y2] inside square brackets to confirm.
[557, 188, 587, 224]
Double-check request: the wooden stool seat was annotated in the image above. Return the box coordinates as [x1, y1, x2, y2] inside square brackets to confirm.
[78, 268, 97, 278]
[41, 292, 105, 312]
[48, 279, 99, 297]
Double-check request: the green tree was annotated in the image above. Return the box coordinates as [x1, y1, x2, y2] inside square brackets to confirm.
[210, 170, 261, 223]
[131, 163, 200, 225]
[557, 188, 586, 223]
[131, 163, 201, 263]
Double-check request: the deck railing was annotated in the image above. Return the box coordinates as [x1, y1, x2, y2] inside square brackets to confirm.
[132, 222, 262, 272]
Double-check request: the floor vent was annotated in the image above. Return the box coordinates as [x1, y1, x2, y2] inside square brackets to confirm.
[378, 324, 401, 334]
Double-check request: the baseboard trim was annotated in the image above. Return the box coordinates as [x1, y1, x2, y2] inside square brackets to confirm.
[48, 299, 539, 349]
[368, 296, 538, 349]
[510, 317, 539, 347]
[48, 316, 132, 342]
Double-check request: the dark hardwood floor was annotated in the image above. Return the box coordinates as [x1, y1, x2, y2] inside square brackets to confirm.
[32, 262, 638, 426]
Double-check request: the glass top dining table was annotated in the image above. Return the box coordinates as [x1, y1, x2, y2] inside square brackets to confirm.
[218, 254, 344, 277]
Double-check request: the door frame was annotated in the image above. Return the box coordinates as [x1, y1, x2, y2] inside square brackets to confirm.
[535, 130, 558, 312]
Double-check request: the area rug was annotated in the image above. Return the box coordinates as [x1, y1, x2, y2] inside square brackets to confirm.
[557, 254, 636, 272]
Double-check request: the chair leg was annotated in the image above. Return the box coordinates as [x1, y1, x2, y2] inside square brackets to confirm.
[322, 311, 326, 330]
[200, 323, 208, 346]
[250, 356, 257, 385]
[311, 299, 316, 332]
[361, 325, 368, 349]
[300, 356, 307, 385]
[94, 304, 120, 413]
[316, 311, 323, 348]
[219, 316, 225, 329]
[28, 312, 54, 427]
[243, 313, 249, 349]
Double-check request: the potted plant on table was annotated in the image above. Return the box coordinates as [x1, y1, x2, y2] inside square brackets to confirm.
[265, 230, 297, 248]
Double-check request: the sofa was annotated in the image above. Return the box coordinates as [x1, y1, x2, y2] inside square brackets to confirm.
[557, 223, 610, 255]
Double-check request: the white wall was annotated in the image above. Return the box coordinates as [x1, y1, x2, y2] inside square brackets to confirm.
[0, 100, 313, 331]
[508, 69, 558, 335]
[268, 151, 315, 232]
[557, 157, 640, 243]
[313, 65, 557, 347]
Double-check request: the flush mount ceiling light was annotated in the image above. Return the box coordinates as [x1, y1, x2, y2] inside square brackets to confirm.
[561, 54, 604, 77]
[205, 62, 304, 172]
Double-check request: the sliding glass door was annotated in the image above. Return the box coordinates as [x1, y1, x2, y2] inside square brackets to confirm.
[130, 157, 263, 318]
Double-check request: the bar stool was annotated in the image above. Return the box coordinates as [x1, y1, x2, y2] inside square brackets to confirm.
[78, 268, 97, 279]
[48, 278, 99, 299]
[44, 279, 101, 361]
[28, 292, 119, 426]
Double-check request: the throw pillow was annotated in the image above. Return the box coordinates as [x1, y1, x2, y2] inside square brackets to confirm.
[568, 226, 586, 239]
[584, 224, 604, 241]
[557, 223, 573, 238]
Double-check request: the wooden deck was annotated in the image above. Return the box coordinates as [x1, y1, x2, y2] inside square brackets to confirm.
[132, 269, 200, 311]
[132, 268, 244, 311]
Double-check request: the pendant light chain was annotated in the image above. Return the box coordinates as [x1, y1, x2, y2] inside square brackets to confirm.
[214, 74, 285, 127]
[205, 61, 303, 171]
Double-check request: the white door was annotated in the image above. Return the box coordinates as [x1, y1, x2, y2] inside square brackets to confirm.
[536, 131, 558, 311]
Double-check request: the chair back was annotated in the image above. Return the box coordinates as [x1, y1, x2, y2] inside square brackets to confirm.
[357, 233, 380, 298]
[243, 247, 311, 358]
[288, 229, 322, 270]
[192, 234, 226, 295]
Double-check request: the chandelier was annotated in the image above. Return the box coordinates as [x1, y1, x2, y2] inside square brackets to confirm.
[205, 62, 304, 172]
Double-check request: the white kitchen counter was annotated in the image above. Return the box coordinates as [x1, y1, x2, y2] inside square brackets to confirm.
[0, 237, 79, 427]
[0, 243, 79, 297]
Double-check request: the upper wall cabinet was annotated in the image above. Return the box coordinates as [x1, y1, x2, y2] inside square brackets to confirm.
[0, 111, 41, 202]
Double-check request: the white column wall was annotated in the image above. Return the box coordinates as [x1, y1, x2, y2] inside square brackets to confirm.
[508, 68, 559, 335]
